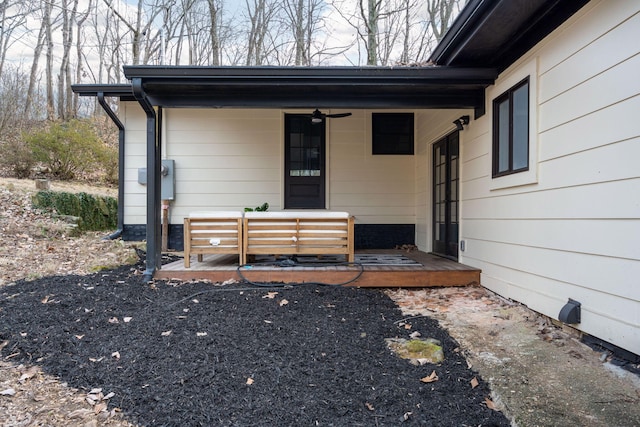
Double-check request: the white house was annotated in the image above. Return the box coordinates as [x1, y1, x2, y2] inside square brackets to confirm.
[74, 0, 639, 358]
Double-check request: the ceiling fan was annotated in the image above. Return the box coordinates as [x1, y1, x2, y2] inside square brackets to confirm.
[310, 109, 352, 124]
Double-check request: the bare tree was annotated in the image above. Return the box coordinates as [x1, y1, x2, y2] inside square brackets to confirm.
[426, 0, 460, 43]
[73, 0, 93, 114]
[244, 0, 280, 66]
[330, 0, 460, 66]
[102, 0, 165, 65]
[0, 0, 30, 77]
[206, 0, 222, 65]
[45, 0, 59, 119]
[281, 0, 327, 66]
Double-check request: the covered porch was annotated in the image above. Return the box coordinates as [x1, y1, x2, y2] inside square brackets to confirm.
[157, 249, 481, 288]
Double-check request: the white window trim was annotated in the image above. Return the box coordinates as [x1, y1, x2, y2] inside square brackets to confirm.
[489, 57, 539, 190]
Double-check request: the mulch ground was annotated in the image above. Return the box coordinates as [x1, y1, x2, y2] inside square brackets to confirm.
[0, 257, 509, 426]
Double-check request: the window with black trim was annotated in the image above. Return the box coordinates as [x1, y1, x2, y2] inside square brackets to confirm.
[493, 77, 529, 177]
[372, 113, 414, 155]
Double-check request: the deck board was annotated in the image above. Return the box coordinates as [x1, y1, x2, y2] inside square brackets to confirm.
[156, 249, 480, 288]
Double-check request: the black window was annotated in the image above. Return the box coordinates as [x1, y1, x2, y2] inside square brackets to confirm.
[372, 113, 414, 155]
[493, 78, 529, 177]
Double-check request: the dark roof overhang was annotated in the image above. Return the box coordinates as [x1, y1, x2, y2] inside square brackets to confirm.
[121, 65, 497, 110]
[430, 0, 590, 71]
[71, 84, 135, 101]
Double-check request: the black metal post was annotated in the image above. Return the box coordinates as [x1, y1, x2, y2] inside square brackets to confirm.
[131, 78, 160, 281]
[97, 92, 125, 239]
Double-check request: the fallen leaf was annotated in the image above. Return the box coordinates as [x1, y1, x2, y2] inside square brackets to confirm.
[263, 292, 278, 299]
[67, 408, 93, 419]
[0, 388, 16, 396]
[161, 330, 172, 336]
[123, 317, 132, 323]
[403, 411, 413, 421]
[365, 402, 375, 411]
[420, 370, 439, 383]
[246, 377, 254, 385]
[279, 299, 289, 306]
[409, 331, 421, 338]
[75, 335, 84, 340]
[103, 391, 115, 400]
[111, 351, 120, 359]
[470, 377, 479, 389]
[89, 388, 103, 394]
[485, 397, 498, 410]
[19, 366, 39, 382]
[192, 299, 199, 303]
[89, 357, 104, 363]
[94, 401, 108, 414]
[108, 317, 119, 324]
[404, 323, 412, 330]
[264, 320, 273, 324]
[196, 332, 207, 337]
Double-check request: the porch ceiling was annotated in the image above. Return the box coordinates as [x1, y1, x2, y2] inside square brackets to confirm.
[121, 66, 497, 110]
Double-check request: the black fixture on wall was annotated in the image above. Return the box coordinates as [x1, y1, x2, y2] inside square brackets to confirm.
[453, 115, 470, 131]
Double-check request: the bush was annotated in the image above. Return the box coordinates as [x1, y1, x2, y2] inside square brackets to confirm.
[25, 119, 109, 181]
[0, 139, 36, 178]
[32, 190, 118, 232]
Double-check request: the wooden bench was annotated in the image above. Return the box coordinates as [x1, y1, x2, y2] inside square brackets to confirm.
[183, 211, 243, 268]
[242, 211, 354, 265]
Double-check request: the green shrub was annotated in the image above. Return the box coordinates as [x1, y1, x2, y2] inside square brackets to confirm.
[0, 139, 36, 178]
[244, 202, 269, 212]
[32, 190, 117, 232]
[25, 119, 109, 181]
[100, 144, 119, 185]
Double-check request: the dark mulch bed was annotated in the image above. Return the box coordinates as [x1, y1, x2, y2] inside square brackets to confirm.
[0, 259, 509, 426]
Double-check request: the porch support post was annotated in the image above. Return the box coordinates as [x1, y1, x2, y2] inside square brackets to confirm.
[97, 92, 125, 239]
[132, 78, 161, 281]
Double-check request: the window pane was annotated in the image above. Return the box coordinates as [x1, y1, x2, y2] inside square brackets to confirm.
[372, 113, 414, 155]
[512, 83, 529, 170]
[497, 99, 510, 173]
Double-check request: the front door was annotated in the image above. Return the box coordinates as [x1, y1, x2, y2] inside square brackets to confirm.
[284, 114, 326, 209]
[432, 131, 459, 259]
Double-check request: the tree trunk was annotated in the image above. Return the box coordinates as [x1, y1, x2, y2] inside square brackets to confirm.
[25, 0, 50, 116]
[207, 0, 220, 65]
[45, 0, 56, 120]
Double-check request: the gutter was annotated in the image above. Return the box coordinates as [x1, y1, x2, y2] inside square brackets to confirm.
[97, 92, 125, 240]
[131, 78, 161, 282]
[428, 0, 495, 65]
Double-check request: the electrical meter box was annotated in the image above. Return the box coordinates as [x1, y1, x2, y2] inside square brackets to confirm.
[137, 159, 175, 200]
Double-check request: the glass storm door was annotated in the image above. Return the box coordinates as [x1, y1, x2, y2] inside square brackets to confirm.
[432, 131, 459, 259]
[284, 114, 326, 209]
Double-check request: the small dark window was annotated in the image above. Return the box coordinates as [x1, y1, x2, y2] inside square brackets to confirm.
[372, 113, 414, 155]
[493, 78, 529, 177]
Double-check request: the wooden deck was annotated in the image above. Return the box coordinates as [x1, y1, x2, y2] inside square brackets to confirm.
[156, 249, 481, 288]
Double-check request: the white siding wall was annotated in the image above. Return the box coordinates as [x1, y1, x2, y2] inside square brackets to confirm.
[122, 102, 147, 225]
[459, 0, 640, 355]
[123, 108, 418, 227]
[329, 110, 415, 224]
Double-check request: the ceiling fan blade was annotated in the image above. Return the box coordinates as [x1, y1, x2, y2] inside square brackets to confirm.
[326, 112, 352, 118]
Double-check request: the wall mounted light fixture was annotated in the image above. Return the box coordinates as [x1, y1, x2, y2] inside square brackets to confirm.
[453, 115, 470, 131]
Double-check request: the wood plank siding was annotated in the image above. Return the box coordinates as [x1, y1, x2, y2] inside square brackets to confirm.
[457, 0, 640, 354]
